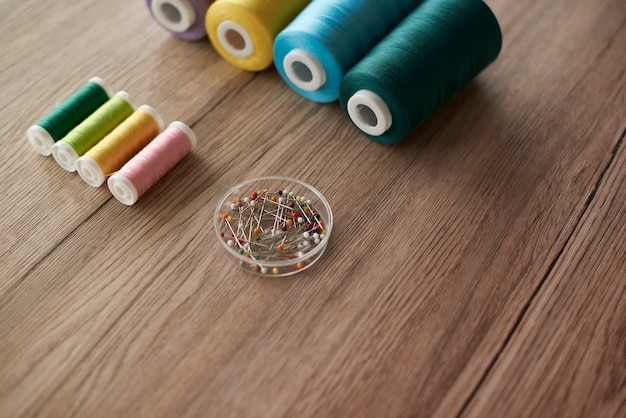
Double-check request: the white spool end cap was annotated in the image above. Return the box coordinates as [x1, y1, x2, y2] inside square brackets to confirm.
[51, 141, 80, 172]
[216, 20, 254, 58]
[170, 121, 197, 149]
[76, 155, 105, 187]
[88, 76, 113, 97]
[283, 49, 326, 91]
[108, 173, 139, 206]
[114, 91, 135, 110]
[26, 125, 55, 156]
[138, 104, 165, 132]
[151, 0, 196, 33]
[346, 90, 392, 136]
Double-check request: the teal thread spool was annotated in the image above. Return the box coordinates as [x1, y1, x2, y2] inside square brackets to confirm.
[26, 77, 112, 156]
[339, 0, 502, 144]
[52, 92, 135, 172]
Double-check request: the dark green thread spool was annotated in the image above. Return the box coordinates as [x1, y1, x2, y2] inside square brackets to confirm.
[26, 77, 111, 156]
[339, 0, 502, 144]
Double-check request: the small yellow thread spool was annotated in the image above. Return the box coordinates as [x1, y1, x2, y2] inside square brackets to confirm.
[76, 105, 163, 187]
[206, 0, 310, 71]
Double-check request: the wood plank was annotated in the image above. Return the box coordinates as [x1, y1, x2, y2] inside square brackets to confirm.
[0, 0, 624, 416]
[464, 127, 626, 417]
[0, 0, 252, 285]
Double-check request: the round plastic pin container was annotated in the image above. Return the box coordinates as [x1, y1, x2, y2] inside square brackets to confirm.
[215, 176, 332, 277]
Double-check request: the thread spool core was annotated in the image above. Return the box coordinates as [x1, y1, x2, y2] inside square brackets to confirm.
[76, 156, 105, 187]
[151, 0, 195, 33]
[108, 174, 139, 206]
[51, 141, 80, 172]
[347, 90, 392, 136]
[216, 20, 254, 58]
[283, 49, 326, 92]
[26, 125, 55, 156]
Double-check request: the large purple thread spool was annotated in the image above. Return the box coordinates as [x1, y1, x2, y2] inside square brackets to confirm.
[146, 0, 212, 41]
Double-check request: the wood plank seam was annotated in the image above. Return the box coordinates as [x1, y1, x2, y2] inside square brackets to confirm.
[189, 73, 259, 130]
[1, 72, 261, 302]
[2, 198, 112, 304]
[457, 126, 626, 416]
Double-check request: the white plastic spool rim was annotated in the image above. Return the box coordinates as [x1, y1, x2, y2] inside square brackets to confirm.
[151, 0, 196, 33]
[346, 89, 392, 136]
[283, 48, 327, 91]
[216, 20, 254, 58]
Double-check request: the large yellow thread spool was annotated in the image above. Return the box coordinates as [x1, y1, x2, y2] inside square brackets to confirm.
[76, 105, 163, 187]
[206, 0, 310, 71]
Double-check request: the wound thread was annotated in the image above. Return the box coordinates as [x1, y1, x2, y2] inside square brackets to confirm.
[107, 121, 196, 206]
[26, 77, 111, 156]
[206, 0, 310, 71]
[51, 92, 135, 172]
[339, 0, 502, 144]
[76, 105, 163, 187]
[274, 0, 423, 103]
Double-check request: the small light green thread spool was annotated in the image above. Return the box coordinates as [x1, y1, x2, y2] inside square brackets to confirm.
[26, 77, 111, 156]
[76, 105, 164, 187]
[51, 92, 135, 172]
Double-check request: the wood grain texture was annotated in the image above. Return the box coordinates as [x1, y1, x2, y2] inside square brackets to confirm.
[464, 129, 626, 417]
[0, 0, 624, 416]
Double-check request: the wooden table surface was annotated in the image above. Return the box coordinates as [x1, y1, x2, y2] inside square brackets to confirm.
[1, 0, 624, 416]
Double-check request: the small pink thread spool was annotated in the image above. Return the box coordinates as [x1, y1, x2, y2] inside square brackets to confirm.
[107, 121, 196, 205]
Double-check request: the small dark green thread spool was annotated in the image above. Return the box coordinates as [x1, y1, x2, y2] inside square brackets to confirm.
[26, 77, 111, 156]
[339, 0, 502, 144]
